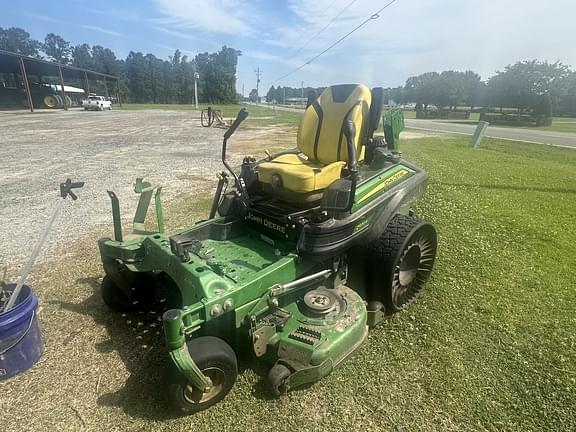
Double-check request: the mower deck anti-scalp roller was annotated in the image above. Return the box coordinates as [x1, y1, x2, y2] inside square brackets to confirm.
[97, 84, 438, 414]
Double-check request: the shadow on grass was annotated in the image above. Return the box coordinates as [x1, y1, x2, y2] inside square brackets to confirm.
[55, 276, 276, 419]
[433, 181, 576, 195]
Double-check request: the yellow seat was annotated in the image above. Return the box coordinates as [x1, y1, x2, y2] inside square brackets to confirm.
[258, 154, 346, 194]
[258, 84, 372, 199]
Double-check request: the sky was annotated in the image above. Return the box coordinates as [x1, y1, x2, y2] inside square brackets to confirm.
[3, 0, 575, 95]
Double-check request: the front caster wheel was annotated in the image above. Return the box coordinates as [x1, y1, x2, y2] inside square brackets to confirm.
[369, 214, 438, 314]
[268, 364, 291, 397]
[100, 274, 154, 312]
[165, 336, 238, 414]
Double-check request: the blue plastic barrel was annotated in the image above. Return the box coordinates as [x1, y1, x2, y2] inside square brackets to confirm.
[0, 284, 44, 379]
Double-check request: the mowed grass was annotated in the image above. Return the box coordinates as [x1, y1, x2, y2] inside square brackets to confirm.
[135, 133, 576, 430]
[387, 137, 576, 430]
[171, 136, 575, 431]
[3, 130, 575, 432]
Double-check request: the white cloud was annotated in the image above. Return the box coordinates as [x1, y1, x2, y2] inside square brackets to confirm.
[154, 0, 253, 35]
[77, 25, 124, 37]
[243, 50, 305, 68]
[25, 13, 125, 38]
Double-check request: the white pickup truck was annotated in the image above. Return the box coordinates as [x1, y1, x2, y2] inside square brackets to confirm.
[82, 95, 112, 111]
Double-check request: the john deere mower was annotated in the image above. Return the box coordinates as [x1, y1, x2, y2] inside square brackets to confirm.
[98, 84, 438, 413]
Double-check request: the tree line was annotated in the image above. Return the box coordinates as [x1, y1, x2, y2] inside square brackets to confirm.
[388, 61, 575, 116]
[266, 61, 576, 117]
[0, 26, 241, 104]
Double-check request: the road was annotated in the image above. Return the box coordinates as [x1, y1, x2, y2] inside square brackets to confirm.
[253, 103, 576, 149]
[405, 119, 576, 149]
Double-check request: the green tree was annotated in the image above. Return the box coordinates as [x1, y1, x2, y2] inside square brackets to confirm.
[266, 85, 276, 102]
[91, 46, 119, 75]
[195, 46, 241, 103]
[486, 60, 571, 114]
[72, 44, 93, 69]
[43, 33, 71, 64]
[405, 72, 440, 109]
[557, 72, 576, 116]
[0, 27, 41, 57]
[249, 88, 258, 102]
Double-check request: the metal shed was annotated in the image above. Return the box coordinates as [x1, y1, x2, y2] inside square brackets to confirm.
[0, 49, 121, 112]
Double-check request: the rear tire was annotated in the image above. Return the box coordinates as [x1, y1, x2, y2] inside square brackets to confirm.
[368, 214, 437, 314]
[165, 336, 238, 414]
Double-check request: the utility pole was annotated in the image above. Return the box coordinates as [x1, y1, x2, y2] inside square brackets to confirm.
[194, 72, 199, 109]
[255, 68, 262, 100]
[242, 83, 245, 99]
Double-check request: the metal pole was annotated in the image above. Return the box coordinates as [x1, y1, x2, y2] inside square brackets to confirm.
[116, 78, 122, 107]
[19, 57, 34, 112]
[469, 121, 490, 148]
[83, 71, 90, 96]
[103, 78, 109, 99]
[2, 198, 64, 312]
[194, 72, 199, 108]
[58, 66, 68, 110]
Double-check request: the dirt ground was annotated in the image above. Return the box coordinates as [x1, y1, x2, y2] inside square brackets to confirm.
[0, 109, 288, 269]
[0, 109, 289, 432]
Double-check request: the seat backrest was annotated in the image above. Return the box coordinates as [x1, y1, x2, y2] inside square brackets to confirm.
[297, 84, 371, 165]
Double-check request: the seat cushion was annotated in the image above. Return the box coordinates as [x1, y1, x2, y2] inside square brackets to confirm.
[258, 154, 345, 194]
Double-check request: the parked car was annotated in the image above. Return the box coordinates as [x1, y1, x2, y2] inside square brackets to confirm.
[82, 95, 112, 111]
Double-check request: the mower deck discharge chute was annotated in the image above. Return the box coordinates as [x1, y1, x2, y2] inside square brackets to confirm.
[98, 84, 438, 414]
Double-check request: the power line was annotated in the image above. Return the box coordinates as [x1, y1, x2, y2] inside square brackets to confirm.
[290, 0, 359, 58]
[317, 0, 339, 19]
[269, 0, 399, 85]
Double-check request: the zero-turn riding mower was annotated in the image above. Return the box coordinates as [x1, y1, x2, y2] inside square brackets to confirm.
[98, 84, 438, 414]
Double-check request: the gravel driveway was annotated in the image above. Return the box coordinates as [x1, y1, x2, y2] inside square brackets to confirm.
[0, 109, 238, 268]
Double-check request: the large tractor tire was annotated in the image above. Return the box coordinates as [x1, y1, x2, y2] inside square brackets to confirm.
[368, 214, 437, 314]
[64, 95, 73, 107]
[165, 336, 238, 414]
[42, 94, 59, 108]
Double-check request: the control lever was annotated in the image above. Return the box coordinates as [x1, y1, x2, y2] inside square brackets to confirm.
[224, 108, 249, 140]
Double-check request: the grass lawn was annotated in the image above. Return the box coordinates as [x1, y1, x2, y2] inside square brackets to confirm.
[536, 118, 576, 133]
[194, 135, 574, 431]
[166, 136, 574, 431]
[411, 112, 576, 134]
[3, 130, 575, 431]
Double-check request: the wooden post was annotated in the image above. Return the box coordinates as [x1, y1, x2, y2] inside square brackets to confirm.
[58, 65, 68, 110]
[19, 57, 34, 112]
